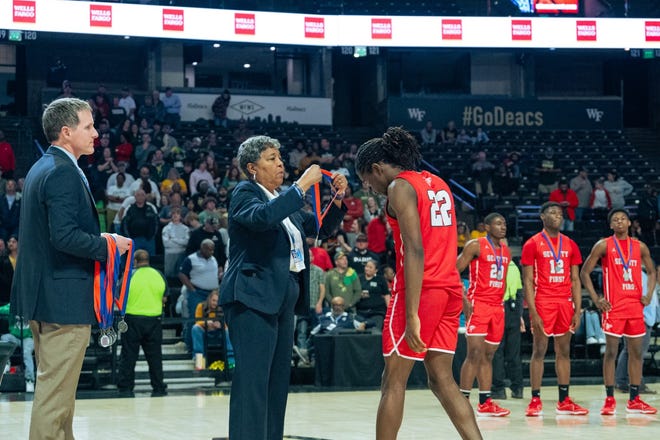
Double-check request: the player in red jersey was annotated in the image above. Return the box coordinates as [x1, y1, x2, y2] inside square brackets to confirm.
[457, 213, 511, 417]
[580, 208, 657, 415]
[356, 127, 481, 440]
[521, 202, 588, 416]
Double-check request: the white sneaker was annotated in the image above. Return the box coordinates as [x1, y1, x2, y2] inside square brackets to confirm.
[586, 337, 598, 345]
[25, 381, 34, 393]
[598, 337, 606, 344]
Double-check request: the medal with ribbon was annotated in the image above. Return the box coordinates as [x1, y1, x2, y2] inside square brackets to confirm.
[613, 237, 633, 283]
[541, 230, 564, 274]
[309, 169, 341, 231]
[485, 235, 504, 280]
[94, 234, 134, 347]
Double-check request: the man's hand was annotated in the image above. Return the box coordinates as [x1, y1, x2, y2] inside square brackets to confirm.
[111, 234, 132, 255]
[570, 313, 581, 334]
[404, 315, 427, 353]
[595, 296, 612, 312]
[530, 312, 544, 336]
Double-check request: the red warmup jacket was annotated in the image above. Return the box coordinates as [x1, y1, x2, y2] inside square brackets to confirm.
[549, 188, 579, 221]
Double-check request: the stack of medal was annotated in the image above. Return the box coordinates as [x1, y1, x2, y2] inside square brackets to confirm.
[94, 234, 134, 347]
[310, 170, 341, 233]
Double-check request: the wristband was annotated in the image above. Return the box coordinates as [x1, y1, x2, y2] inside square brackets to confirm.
[292, 181, 305, 198]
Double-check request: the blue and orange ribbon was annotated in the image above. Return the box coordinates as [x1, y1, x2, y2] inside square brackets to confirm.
[94, 234, 134, 330]
[309, 170, 340, 231]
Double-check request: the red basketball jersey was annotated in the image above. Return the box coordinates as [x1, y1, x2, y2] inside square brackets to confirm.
[468, 237, 511, 306]
[602, 236, 644, 319]
[387, 170, 461, 296]
[520, 231, 582, 303]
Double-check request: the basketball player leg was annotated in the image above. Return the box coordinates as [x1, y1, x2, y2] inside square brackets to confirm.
[553, 332, 572, 386]
[626, 336, 644, 388]
[425, 351, 482, 440]
[376, 353, 415, 440]
[459, 335, 487, 394]
[602, 334, 621, 387]
[530, 331, 549, 391]
[477, 343, 500, 394]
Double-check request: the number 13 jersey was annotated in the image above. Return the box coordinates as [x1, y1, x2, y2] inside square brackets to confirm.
[386, 170, 462, 297]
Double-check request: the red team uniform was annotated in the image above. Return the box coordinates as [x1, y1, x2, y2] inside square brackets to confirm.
[521, 232, 582, 336]
[601, 237, 646, 337]
[466, 237, 511, 344]
[383, 170, 463, 360]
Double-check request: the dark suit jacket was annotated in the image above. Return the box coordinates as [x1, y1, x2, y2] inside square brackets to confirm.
[220, 180, 345, 315]
[0, 193, 20, 230]
[11, 146, 107, 325]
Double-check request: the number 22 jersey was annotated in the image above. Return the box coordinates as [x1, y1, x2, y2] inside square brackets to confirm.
[386, 170, 462, 297]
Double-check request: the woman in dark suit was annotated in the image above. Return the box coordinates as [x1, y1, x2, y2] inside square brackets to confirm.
[220, 135, 347, 440]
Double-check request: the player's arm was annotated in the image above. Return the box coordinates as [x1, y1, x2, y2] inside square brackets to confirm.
[522, 265, 543, 334]
[456, 239, 479, 320]
[640, 242, 657, 306]
[580, 240, 609, 312]
[388, 178, 426, 353]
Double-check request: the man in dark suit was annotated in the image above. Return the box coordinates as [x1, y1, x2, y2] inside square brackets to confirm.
[220, 136, 347, 440]
[11, 98, 131, 440]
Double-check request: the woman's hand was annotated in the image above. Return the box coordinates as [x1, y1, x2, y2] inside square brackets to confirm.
[331, 173, 348, 197]
[296, 165, 323, 192]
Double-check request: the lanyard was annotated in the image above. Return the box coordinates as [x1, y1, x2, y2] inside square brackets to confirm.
[612, 236, 632, 271]
[485, 235, 503, 275]
[540, 230, 563, 263]
[94, 234, 134, 329]
[310, 170, 340, 231]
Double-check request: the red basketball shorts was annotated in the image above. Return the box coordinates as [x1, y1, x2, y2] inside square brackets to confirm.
[466, 302, 505, 345]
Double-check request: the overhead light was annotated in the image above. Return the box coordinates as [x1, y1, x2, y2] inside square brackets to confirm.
[243, 63, 251, 69]
[213, 43, 221, 48]
[270, 46, 276, 51]
[124, 35, 131, 40]
[192, 61, 198, 66]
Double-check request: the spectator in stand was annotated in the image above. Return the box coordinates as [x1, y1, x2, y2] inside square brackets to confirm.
[420, 121, 438, 146]
[470, 221, 487, 240]
[214, 186, 230, 211]
[105, 172, 131, 233]
[297, 143, 322, 174]
[367, 210, 389, 266]
[57, 80, 75, 99]
[549, 178, 579, 232]
[355, 259, 390, 332]
[94, 145, 118, 192]
[637, 185, 658, 246]
[198, 197, 220, 226]
[590, 178, 612, 221]
[116, 249, 168, 398]
[0, 180, 20, 241]
[497, 151, 521, 196]
[109, 97, 127, 129]
[192, 290, 234, 369]
[151, 89, 166, 124]
[159, 191, 187, 226]
[341, 185, 364, 234]
[162, 208, 190, 278]
[149, 149, 170, 185]
[441, 120, 458, 144]
[0, 130, 16, 179]
[138, 118, 153, 137]
[348, 233, 380, 275]
[318, 138, 335, 168]
[0, 299, 35, 393]
[123, 189, 159, 255]
[134, 133, 157, 170]
[114, 133, 134, 164]
[189, 159, 215, 196]
[536, 147, 561, 195]
[288, 140, 308, 174]
[363, 196, 381, 224]
[382, 265, 395, 292]
[325, 251, 362, 310]
[160, 167, 188, 197]
[475, 127, 489, 144]
[118, 87, 137, 121]
[307, 237, 333, 272]
[570, 168, 592, 222]
[138, 95, 158, 126]
[161, 87, 181, 128]
[457, 221, 470, 254]
[212, 89, 231, 128]
[221, 165, 243, 193]
[106, 161, 135, 191]
[456, 129, 472, 145]
[130, 166, 161, 207]
[185, 216, 227, 271]
[471, 151, 496, 196]
[0, 235, 17, 305]
[232, 118, 253, 144]
[311, 296, 365, 335]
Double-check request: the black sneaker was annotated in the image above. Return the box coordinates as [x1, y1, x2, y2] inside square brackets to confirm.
[491, 389, 507, 400]
[511, 388, 523, 399]
[118, 389, 135, 398]
[151, 389, 168, 397]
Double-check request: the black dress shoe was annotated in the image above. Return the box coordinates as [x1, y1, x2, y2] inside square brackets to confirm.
[616, 384, 629, 393]
[118, 389, 135, 398]
[151, 389, 168, 397]
[510, 388, 523, 399]
[491, 389, 507, 400]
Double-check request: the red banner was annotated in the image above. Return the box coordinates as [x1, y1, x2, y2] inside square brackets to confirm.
[576, 20, 597, 41]
[304, 16, 325, 39]
[442, 19, 462, 40]
[511, 19, 532, 41]
[13, 0, 36, 23]
[235, 13, 256, 35]
[371, 18, 392, 39]
[90, 4, 112, 28]
[162, 8, 184, 31]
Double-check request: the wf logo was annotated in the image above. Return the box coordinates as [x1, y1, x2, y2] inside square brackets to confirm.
[585, 108, 604, 122]
[407, 108, 426, 122]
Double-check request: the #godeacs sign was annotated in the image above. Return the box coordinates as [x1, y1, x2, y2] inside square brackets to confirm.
[90, 4, 112, 28]
[13, 0, 36, 23]
[163, 8, 184, 32]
